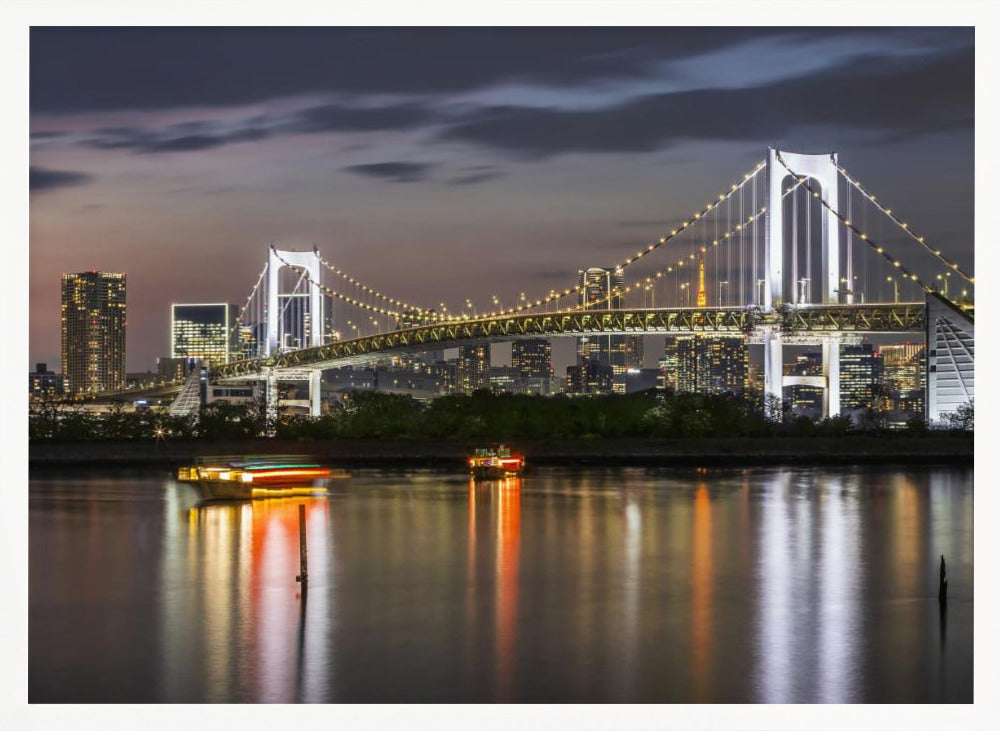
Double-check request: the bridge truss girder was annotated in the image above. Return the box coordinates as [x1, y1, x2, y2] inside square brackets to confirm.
[211, 303, 928, 381]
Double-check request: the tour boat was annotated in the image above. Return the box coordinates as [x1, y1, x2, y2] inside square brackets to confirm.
[177, 456, 339, 500]
[468, 445, 525, 480]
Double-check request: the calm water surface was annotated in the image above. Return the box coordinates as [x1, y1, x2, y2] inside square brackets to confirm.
[29, 465, 972, 703]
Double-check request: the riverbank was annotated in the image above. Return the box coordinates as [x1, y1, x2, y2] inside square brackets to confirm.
[29, 435, 973, 469]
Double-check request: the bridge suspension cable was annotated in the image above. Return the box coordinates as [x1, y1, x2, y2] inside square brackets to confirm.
[836, 163, 974, 284]
[483, 159, 768, 319]
[567, 176, 811, 313]
[226, 260, 268, 342]
[776, 151, 953, 305]
[314, 249, 441, 320]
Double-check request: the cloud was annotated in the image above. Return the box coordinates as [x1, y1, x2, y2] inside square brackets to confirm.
[76, 101, 434, 155]
[30, 28, 782, 114]
[438, 47, 974, 157]
[29, 166, 92, 193]
[342, 161, 435, 183]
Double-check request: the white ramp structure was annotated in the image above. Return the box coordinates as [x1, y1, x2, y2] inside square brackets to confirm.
[926, 294, 974, 425]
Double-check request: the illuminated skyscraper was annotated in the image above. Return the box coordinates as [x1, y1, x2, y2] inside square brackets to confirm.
[577, 266, 626, 394]
[511, 338, 553, 394]
[784, 350, 824, 418]
[61, 271, 126, 394]
[880, 343, 925, 415]
[662, 335, 748, 395]
[170, 303, 240, 365]
[457, 343, 490, 393]
[840, 343, 884, 413]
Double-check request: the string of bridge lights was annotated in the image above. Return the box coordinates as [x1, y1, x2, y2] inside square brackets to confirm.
[481, 159, 769, 319]
[270, 248, 414, 322]
[266, 160, 769, 327]
[227, 261, 269, 340]
[314, 250, 437, 317]
[776, 152, 957, 305]
[564, 176, 811, 313]
[277, 164, 786, 330]
[835, 163, 974, 285]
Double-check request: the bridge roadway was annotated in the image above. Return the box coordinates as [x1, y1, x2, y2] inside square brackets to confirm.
[212, 301, 929, 381]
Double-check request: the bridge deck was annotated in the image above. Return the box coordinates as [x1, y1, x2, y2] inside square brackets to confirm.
[212, 302, 928, 380]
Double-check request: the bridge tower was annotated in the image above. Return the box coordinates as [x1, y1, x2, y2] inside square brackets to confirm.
[264, 246, 324, 417]
[763, 149, 842, 420]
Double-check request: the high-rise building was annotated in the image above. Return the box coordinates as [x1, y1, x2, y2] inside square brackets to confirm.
[29, 363, 63, 399]
[880, 343, 925, 415]
[578, 267, 626, 394]
[784, 350, 824, 418]
[170, 303, 240, 365]
[661, 335, 748, 395]
[457, 343, 490, 393]
[61, 271, 126, 394]
[625, 336, 645, 369]
[566, 360, 614, 395]
[511, 339, 553, 394]
[840, 343, 884, 414]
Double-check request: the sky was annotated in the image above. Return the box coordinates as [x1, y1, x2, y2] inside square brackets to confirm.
[29, 27, 974, 373]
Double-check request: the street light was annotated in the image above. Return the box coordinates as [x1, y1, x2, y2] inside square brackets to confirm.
[936, 272, 951, 297]
[797, 277, 810, 304]
[680, 282, 690, 307]
[719, 280, 729, 307]
[756, 278, 765, 306]
[886, 275, 898, 303]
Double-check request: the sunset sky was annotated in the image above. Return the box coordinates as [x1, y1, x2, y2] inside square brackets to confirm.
[29, 27, 974, 371]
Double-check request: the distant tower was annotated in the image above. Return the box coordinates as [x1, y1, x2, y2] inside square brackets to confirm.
[696, 260, 707, 308]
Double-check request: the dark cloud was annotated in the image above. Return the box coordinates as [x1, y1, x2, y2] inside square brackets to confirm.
[288, 103, 434, 133]
[439, 47, 974, 157]
[342, 161, 435, 183]
[29, 166, 92, 193]
[31, 27, 811, 113]
[76, 101, 433, 155]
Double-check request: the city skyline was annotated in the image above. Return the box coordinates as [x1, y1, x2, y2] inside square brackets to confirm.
[30, 27, 974, 371]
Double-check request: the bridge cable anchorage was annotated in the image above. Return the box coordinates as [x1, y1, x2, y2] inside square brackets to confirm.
[775, 151, 953, 306]
[484, 160, 769, 320]
[314, 250, 443, 322]
[564, 175, 809, 313]
[836, 164, 974, 285]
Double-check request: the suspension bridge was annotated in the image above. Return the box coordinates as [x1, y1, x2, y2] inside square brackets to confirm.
[102, 149, 978, 424]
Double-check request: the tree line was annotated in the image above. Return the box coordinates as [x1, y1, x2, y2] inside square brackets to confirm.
[29, 389, 972, 442]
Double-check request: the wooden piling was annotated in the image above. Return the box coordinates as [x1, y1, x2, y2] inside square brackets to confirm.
[938, 554, 947, 604]
[296, 503, 308, 586]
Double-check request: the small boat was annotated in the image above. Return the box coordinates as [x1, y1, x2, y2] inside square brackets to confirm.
[468, 445, 525, 480]
[177, 456, 340, 500]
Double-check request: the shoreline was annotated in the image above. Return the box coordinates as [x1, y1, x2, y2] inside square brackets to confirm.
[29, 436, 973, 469]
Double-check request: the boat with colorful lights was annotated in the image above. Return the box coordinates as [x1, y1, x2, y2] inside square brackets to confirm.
[468, 445, 525, 480]
[177, 456, 341, 500]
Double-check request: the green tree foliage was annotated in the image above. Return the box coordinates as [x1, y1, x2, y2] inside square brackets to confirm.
[30, 387, 960, 443]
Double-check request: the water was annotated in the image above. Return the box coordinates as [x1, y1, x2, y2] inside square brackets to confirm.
[29, 465, 973, 703]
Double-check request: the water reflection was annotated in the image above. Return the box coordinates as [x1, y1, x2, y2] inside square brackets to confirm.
[29, 466, 973, 703]
[160, 496, 331, 703]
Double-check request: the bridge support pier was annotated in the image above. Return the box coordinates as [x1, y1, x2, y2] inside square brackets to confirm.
[822, 337, 840, 419]
[763, 329, 784, 420]
[265, 370, 278, 436]
[309, 371, 322, 418]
